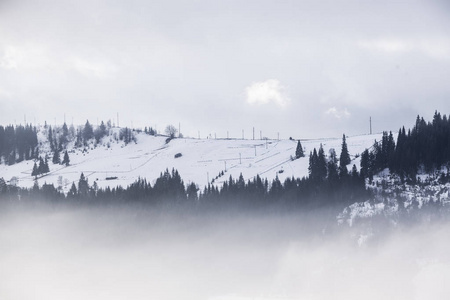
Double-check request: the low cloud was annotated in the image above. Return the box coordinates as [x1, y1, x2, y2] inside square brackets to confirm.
[358, 38, 450, 61]
[70, 57, 118, 79]
[325, 107, 351, 119]
[358, 39, 412, 53]
[3, 207, 450, 300]
[245, 79, 290, 107]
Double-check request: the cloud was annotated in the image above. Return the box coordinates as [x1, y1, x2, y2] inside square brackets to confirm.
[0, 43, 118, 79]
[0, 44, 55, 70]
[358, 39, 412, 53]
[0, 87, 12, 98]
[325, 107, 351, 119]
[70, 57, 118, 79]
[0, 46, 19, 69]
[358, 38, 450, 61]
[245, 79, 290, 107]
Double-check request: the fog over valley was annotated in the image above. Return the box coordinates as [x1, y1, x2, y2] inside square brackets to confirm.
[2, 205, 450, 300]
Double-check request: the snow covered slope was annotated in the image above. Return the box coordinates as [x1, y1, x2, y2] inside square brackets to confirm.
[0, 131, 383, 193]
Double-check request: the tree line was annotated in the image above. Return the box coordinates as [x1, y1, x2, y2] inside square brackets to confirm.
[360, 111, 450, 183]
[0, 134, 366, 209]
[0, 124, 38, 165]
[3, 111, 450, 208]
[0, 120, 136, 177]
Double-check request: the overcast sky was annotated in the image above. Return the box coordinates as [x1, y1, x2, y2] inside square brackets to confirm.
[1, 0, 449, 139]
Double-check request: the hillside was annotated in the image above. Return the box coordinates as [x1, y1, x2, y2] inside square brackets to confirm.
[0, 128, 382, 194]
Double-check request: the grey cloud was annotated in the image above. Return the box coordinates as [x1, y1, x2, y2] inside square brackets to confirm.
[0, 0, 449, 137]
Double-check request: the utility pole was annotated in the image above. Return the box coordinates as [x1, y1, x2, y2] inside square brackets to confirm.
[254, 145, 257, 156]
[370, 117, 372, 135]
[179, 123, 181, 138]
[227, 131, 229, 139]
[260, 130, 262, 140]
[242, 129, 244, 140]
[253, 127, 255, 140]
[117, 112, 119, 127]
[278, 132, 280, 141]
[224, 160, 227, 171]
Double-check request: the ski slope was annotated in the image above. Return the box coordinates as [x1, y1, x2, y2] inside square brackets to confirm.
[0, 131, 383, 193]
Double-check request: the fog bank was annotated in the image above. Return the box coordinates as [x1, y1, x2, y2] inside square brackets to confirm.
[1, 205, 450, 300]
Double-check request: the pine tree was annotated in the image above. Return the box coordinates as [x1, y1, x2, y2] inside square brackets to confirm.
[31, 162, 39, 178]
[91, 181, 98, 198]
[48, 126, 54, 151]
[295, 140, 305, 158]
[38, 157, 45, 175]
[360, 149, 370, 179]
[33, 179, 39, 192]
[67, 182, 78, 199]
[351, 164, 359, 177]
[308, 150, 317, 179]
[83, 120, 94, 144]
[339, 134, 351, 169]
[78, 173, 89, 197]
[317, 144, 327, 180]
[94, 121, 107, 143]
[59, 122, 69, 150]
[62, 122, 69, 138]
[187, 183, 198, 201]
[327, 148, 339, 183]
[350, 164, 362, 190]
[43, 157, 50, 173]
[99, 121, 106, 136]
[52, 149, 60, 164]
[75, 128, 83, 147]
[269, 175, 283, 198]
[0, 177, 6, 194]
[62, 150, 70, 166]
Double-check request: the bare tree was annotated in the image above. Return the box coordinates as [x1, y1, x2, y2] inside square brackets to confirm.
[165, 125, 178, 138]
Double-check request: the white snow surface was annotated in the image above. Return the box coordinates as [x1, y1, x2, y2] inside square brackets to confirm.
[0, 130, 382, 193]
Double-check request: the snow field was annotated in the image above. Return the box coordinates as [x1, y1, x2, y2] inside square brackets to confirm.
[0, 131, 384, 193]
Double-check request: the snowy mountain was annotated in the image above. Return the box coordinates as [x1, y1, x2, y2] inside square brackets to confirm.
[0, 126, 381, 194]
[4, 123, 450, 242]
